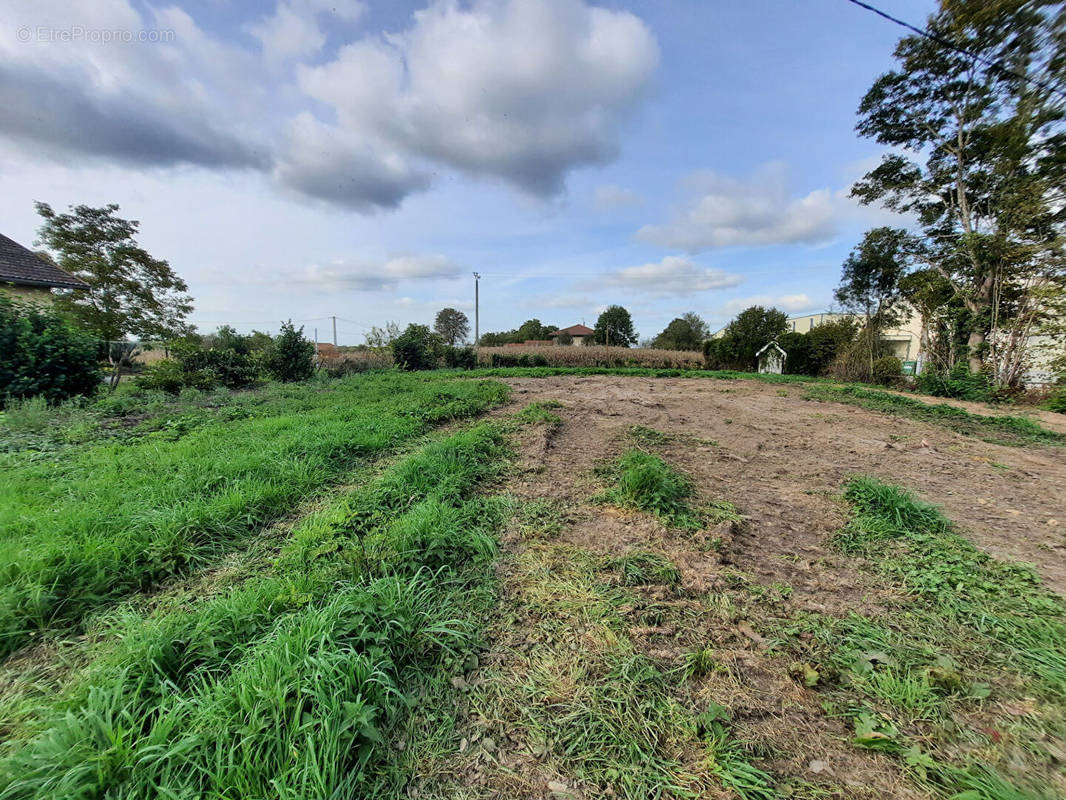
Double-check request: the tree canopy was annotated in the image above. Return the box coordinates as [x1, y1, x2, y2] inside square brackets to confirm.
[35, 202, 193, 343]
[651, 312, 710, 351]
[433, 308, 470, 345]
[705, 306, 789, 370]
[593, 305, 637, 347]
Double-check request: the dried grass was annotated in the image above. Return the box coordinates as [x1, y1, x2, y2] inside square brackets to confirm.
[476, 345, 703, 369]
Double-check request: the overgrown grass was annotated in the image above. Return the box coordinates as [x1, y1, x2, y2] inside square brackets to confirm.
[804, 384, 1063, 446]
[0, 373, 509, 657]
[612, 550, 681, 588]
[596, 449, 740, 531]
[0, 422, 513, 798]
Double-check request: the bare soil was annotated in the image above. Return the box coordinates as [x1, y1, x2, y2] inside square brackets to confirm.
[419, 375, 1066, 799]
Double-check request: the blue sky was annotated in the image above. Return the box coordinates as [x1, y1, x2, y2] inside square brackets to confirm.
[0, 0, 933, 344]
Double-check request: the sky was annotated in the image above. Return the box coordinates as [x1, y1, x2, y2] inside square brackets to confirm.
[0, 0, 935, 344]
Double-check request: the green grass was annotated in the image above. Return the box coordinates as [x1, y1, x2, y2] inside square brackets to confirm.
[596, 449, 739, 531]
[0, 421, 513, 798]
[804, 385, 1063, 446]
[0, 373, 509, 657]
[612, 550, 682, 588]
[514, 399, 564, 425]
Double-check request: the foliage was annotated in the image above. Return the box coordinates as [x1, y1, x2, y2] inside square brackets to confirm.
[0, 295, 101, 406]
[1045, 388, 1066, 414]
[851, 2, 1066, 381]
[263, 320, 315, 382]
[592, 305, 638, 347]
[392, 323, 444, 371]
[34, 202, 193, 342]
[434, 307, 470, 346]
[489, 352, 550, 368]
[176, 345, 259, 389]
[596, 449, 708, 531]
[704, 306, 788, 370]
[651, 312, 710, 351]
[135, 359, 191, 394]
[478, 345, 703, 370]
[914, 362, 993, 402]
[872, 356, 902, 386]
[0, 373, 510, 658]
[443, 345, 476, 370]
[363, 321, 401, 348]
[478, 319, 558, 346]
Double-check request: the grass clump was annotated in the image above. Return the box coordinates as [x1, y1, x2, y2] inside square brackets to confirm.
[514, 399, 563, 426]
[612, 551, 681, 588]
[517, 499, 566, 539]
[804, 384, 1063, 446]
[596, 449, 703, 530]
[627, 424, 675, 445]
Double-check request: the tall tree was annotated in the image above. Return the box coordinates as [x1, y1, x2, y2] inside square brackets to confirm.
[433, 308, 470, 345]
[851, 0, 1065, 379]
[709, 305, 789, 370]
[651, 312, 710, 351]
[593, 305, 638, 347]
[35, 202, 193, 343]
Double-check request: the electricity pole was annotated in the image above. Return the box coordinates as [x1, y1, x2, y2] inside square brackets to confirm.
[331, 316, 337, 347]
[473, 272, 480, 348]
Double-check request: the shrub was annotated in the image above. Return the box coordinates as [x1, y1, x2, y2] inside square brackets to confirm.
[443, 346, 477, 370]
[392, 324, 442, 371]
[1043, 388, 1066, 414]
[178, 347, 258, 389]
[0, 295, 101, 406]
[872, 356, 902, 386]
[136, 359, 186, 394]
[264, 321, 315, 382]
[915, 363, 992, 402]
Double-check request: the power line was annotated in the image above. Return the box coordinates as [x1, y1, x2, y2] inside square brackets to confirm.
[844, 0, 1066, 101]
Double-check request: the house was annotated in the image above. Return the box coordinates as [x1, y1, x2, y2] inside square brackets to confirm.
[756, 341, 786, 374]
[0, 233, 88, 303]
[549, 324, 595, 346]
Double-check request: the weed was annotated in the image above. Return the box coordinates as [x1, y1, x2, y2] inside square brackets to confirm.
[804, 385, 1063, 446]
[596, 449, 705, 531]
[627, 424, 675, 445]
[515, 400, 563, 426]
[517, 499, 566, 539]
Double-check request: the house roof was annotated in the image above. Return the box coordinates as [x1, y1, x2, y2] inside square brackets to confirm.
[0, 234, 89, 290]
[550, 324, 594, 337]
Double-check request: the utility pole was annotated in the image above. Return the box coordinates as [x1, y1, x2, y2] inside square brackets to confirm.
[331, 316, 337, 347]
[473, 272, 480, 348]
[313, 327, 319, 368]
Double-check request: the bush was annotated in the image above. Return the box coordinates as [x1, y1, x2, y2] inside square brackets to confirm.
[915, 363, 993, 402]
[0, 295, 101, 406]
[264, 321, 315, 382]
[1045, 388, 1066, 414]
[135, 359, 186, 394]
[443, 346, 476, 370]
[779, 332, 810, 375]
[872, 356, 902, 386]
[392, 324, 442, 371]
[490, 352, 550, 368]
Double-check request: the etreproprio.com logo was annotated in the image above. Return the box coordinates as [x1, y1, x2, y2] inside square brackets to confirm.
[16, 26, 175, 44]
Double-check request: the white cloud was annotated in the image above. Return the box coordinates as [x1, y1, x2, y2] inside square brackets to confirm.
[289, 0, 659, 205]
[637, 163, 838, 252]
[719, 293, 818, 315]
[594, 184, 642, 210]
[596, 256, 743, 296]
[300, 253, 462, 291]
[248, 0, 366, 63]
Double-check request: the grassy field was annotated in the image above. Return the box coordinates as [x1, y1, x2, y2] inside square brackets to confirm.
[2, 369, 1064, 799]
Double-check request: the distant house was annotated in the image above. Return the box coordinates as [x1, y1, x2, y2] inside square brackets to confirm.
[0, 233, 88, 303]
[549, 324, 595, 346]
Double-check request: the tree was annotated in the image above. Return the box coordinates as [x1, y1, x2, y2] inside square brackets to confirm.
[392, 324, 443, 371]
[34, 202, 194, 343]
[264, 321, 314, 382]
[364, 321, 401, 348]
[593, 305, 637, 347]
[898, 268, 955, 370]
[651, 312, 710, 351]
[851, 1, 1065, 380]
[515, 319, 557, 342]
[709, 306, 789, 370]
[806, 317, 859, 375]
[835, 227, 913, 374]
[434, 308, 470, 346]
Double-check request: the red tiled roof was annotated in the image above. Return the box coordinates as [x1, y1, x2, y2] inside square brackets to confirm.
[550, 324, 594, 336]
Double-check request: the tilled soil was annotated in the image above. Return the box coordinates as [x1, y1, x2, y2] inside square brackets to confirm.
[416, 375, 1066, 800]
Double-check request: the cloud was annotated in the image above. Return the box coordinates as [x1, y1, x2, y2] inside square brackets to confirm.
[637, 163, 838, 252]
[718, 293, 818, 315]
[596, 256, 743, 296]
[594, 184, 643, 210]
[248, 0, 366, 63]
[275, 113, 430, 211]
[300, 253, 462, 291]
[291, 0, 659, 204]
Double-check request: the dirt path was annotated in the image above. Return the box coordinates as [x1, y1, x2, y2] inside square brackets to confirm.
[503, 376, 1066, 597]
